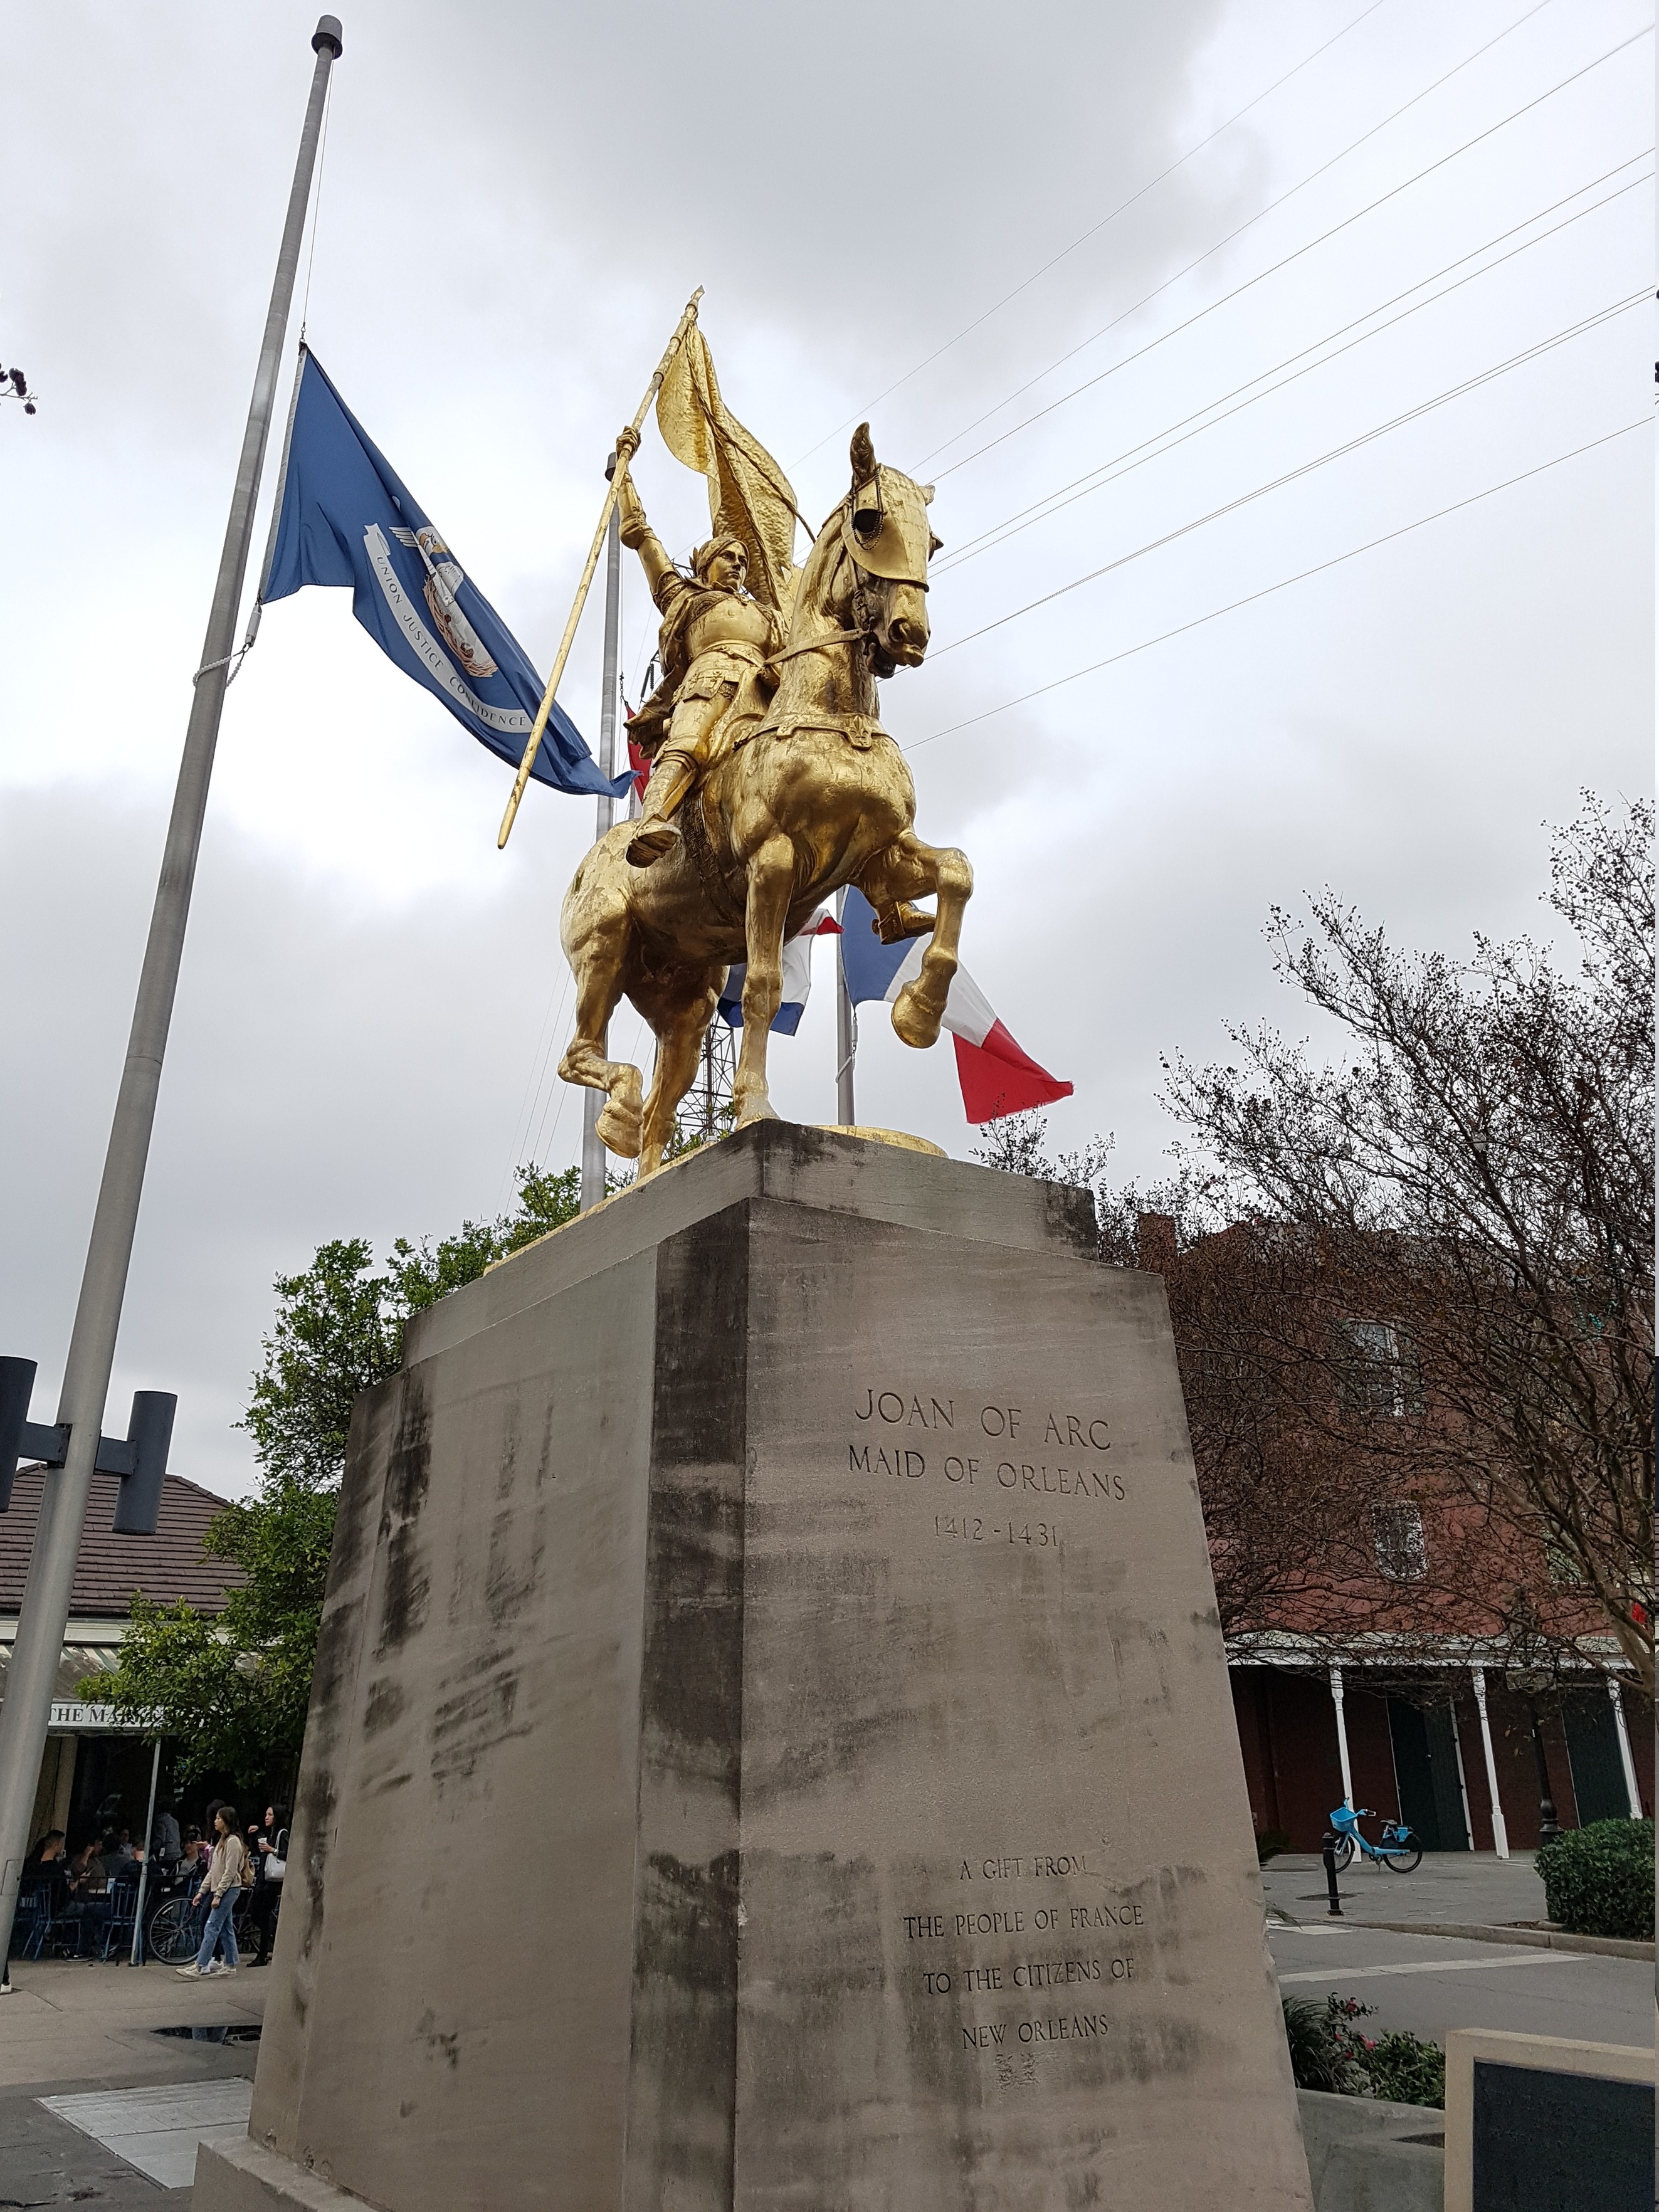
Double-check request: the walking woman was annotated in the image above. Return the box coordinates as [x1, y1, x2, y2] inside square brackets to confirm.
[245, 1804, 289, 1966]
[176, 1807, 248, 1979]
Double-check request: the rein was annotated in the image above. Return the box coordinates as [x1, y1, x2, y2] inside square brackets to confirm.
[765, 527, 918, 672]
[766, 627, 868, 670]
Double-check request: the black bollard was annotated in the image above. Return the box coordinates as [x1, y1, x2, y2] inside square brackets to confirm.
[1321, 1832, 1344, 1917]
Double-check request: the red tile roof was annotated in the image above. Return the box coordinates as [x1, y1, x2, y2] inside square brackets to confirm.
[0, 1467, 242, 1618]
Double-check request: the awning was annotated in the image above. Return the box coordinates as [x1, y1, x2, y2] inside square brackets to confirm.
[0, 1643, 145, 1730]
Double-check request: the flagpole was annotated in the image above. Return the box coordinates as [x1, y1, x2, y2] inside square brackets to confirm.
[579, 477, 623, 1212]
[836, 887, 857, 1126]
[496, 288, 703, 850]
[0, 17, 343, 1964]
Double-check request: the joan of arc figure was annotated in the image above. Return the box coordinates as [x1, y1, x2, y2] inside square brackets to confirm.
[613, 426, 787, 868]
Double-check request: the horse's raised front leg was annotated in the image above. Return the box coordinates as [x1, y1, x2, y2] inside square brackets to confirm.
[733, 835, 796, 1128]
[557, 907, 645, 1159]
[860, 831, 974, 1050]
[636, 969, 722, 1179]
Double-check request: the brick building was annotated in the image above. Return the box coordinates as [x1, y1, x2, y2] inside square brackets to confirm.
[1129, 1213, 1653, 1853]
[0, 1465, 240, 1849]
[1228, 1645, 1650, 1854]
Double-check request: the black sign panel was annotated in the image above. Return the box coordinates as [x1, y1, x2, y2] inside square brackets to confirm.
[1473, 2060, 1652, 2211]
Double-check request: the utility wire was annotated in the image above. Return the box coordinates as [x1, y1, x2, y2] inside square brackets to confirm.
[903, 419, 1648, 752]
[525, 979, 576, 1168]
[500, 967, 573, 1204]
[298, 71, 334, 343]
[922, 19, 1651, 478]
[789, 0, 1401, 465]
[936, 160, 1651, 575]
[930, 292, 1646, 662]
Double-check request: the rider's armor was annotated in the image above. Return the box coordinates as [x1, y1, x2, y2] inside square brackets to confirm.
[621, 516, 785, 868]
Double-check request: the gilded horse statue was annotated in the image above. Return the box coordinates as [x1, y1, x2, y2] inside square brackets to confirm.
[558, 425, 971, 1176]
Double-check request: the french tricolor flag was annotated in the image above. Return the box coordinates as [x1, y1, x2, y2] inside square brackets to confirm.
[719, 908, 840, 1035]
[840, 888, 1072, 1124]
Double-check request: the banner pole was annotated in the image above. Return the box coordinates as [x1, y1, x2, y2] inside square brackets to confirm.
[0, 18, 343, 1976]
[579, 482, 623, 1211]
[496, 288, 703, 850]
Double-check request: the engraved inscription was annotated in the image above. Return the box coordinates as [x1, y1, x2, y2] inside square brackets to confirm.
[897, 1851, 1149, 2067]
[846, 1386, 1125, 1510]
[933, 1515, 1061, 1549]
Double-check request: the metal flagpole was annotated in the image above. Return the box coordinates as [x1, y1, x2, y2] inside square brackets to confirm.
[579, 480, 623, 1212]
[128, 1735, 163, 1966]
[0, 16, 343, 1970]
[835, 888, 856, 1126]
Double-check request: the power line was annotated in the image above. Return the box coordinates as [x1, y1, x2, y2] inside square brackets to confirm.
[935, 159, 1651, 576]
[903, 419, 1648, 753]
[500, 966, 573, 1204]
[930, 292, 1645, 661]
[789, 0, 1401, 466]
[521, 971, 574, 1169]
[922, 19, 1651, 480]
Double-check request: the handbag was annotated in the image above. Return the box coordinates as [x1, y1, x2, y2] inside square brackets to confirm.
[264, 1828, 288, 1886]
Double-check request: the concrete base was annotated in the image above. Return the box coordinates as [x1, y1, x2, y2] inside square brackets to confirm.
[194, 2134, 366, 2209]
[195, 1124, 1312, 2211]
[1298, 2090, 1445, 2212]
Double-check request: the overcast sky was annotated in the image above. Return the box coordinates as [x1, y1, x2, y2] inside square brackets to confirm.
[1, 0, 1650, 1498]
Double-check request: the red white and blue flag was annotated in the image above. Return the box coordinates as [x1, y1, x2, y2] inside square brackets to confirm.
[839, 888, 1072, 1123]
[719, 908, 840, 1035]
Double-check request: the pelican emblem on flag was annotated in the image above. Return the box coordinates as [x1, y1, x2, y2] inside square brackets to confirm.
[390, 524, 498, 680]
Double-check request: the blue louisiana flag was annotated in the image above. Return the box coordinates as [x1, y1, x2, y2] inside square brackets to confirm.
[262, 350, 629, 801]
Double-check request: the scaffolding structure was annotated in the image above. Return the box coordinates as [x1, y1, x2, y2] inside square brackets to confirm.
[674, 1019, 737, 1152]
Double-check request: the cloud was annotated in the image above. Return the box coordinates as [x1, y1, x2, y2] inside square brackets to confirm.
[1, 0, 1649, 1498]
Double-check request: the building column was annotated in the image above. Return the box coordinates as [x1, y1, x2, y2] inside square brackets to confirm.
[1607, 1674, 1643, 1819]
[1470, 1668, 1510, 1860]
[1329, 1665, 1355, 1811]
[49, 1736, 76, 1838]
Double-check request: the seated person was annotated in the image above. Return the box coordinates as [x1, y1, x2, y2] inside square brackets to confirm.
[64, 1841, 106, 1896]
[18, 1833, 68, 1917]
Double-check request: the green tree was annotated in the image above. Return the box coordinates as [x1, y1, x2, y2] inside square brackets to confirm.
[88, 1166, 584, 1782]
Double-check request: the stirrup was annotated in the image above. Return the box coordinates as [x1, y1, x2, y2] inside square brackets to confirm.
[875, 900, 934, 944]
[626, 819, 682, 868]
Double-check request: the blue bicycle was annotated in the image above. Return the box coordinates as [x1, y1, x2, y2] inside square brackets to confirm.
[1329, 1804, 1422, 1873]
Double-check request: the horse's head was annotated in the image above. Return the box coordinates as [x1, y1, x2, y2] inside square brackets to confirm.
[842, 422, 939, 674]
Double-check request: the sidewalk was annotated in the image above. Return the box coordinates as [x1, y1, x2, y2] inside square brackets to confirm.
[1261, 1848, 1548, 1930]
[0, 1957, 266, 2204]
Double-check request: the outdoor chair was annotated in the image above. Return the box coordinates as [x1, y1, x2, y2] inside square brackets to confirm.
[98, 1875, 141, 1961]
[9, 1882, 53, 1962]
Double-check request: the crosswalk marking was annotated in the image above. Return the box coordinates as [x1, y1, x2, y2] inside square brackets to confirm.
[1279, 1953, 1580, 1983]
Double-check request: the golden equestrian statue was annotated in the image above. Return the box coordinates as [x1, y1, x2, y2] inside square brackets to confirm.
[556, 315, 971, 1177]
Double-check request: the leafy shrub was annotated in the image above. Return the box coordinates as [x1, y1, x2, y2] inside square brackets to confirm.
[1282, 1995, 1445, 2108]
[1537, 1818, 1654, 1941]
[1256, 1828, 1292, 1863]
[1282, 1996, 1376, 2097]
[1367, 2031, 1446, 2109]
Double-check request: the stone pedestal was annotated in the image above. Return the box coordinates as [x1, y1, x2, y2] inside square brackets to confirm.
[194, 1124, 1310, 2211]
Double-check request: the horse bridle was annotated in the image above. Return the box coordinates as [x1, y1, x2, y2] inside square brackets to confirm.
[764, 502, 925, 673]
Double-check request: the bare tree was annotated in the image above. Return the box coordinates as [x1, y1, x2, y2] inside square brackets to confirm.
[1161, 796, 1654, 1690]
[975, 1135, 1393, 1643]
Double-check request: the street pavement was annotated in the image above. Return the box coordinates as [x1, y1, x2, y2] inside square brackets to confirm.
[0, 1956, 266, 2205]
[1268, 1917, 1653, 2050]
[1263, 1851, 1653, 2053]
[1260, 1847, 1554, 1930]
